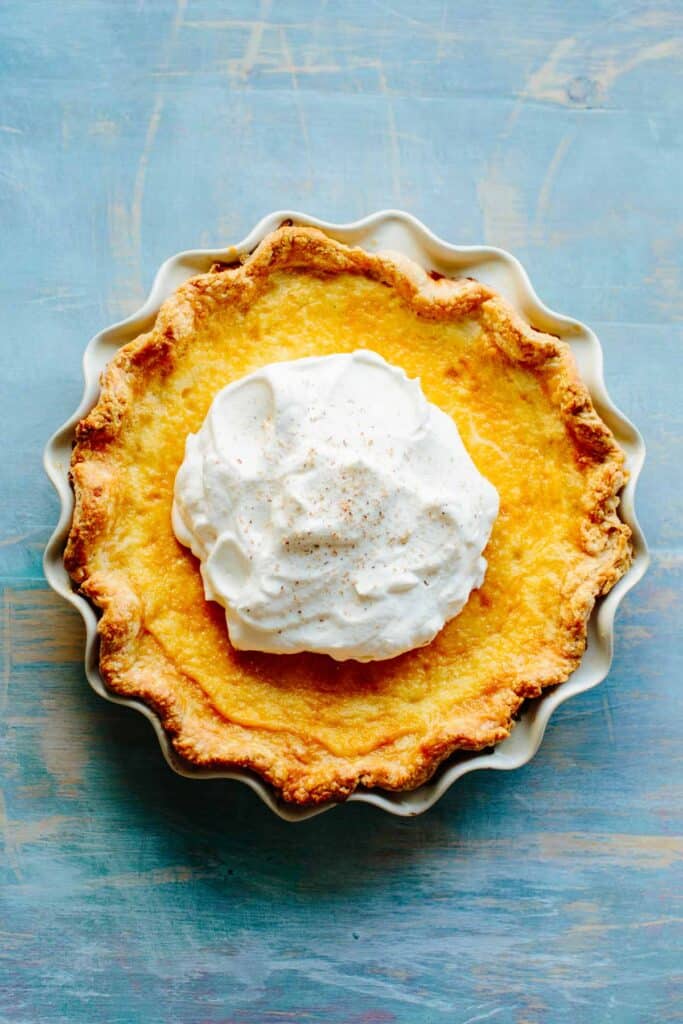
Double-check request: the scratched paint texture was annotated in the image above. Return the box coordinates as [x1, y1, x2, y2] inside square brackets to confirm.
[1, 1, 682, 1021]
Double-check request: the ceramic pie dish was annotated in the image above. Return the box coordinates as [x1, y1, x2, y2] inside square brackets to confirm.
[43, 210, 648, 821]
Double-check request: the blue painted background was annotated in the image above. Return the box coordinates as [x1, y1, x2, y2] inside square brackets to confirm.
[1, 2, 681, 1022]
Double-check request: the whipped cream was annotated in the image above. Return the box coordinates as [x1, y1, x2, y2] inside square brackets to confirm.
[172, 351, 499, 662]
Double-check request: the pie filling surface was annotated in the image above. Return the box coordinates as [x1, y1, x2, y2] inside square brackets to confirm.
[65, 227, 632, 804]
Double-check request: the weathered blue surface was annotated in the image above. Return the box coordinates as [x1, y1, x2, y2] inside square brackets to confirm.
[1, 2, 681, 1022]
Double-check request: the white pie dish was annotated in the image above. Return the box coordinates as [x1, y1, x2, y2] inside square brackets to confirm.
[43, 209, 649, 822]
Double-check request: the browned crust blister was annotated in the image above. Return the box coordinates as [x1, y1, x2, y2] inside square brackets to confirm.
[65, 226, 632, 805]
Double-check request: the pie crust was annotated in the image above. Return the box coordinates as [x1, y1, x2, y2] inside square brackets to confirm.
[65, 226, 632, 804]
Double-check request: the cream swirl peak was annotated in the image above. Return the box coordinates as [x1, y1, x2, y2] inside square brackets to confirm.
[172, 351, 499, 662]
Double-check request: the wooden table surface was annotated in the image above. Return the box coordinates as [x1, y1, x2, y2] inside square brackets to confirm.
[1, 3, 681, 1021]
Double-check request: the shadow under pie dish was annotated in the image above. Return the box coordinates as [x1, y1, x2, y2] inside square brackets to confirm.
[55, 218, 641, 810]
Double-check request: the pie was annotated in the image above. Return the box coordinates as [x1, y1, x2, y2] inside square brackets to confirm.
[65, 225, 632, 804]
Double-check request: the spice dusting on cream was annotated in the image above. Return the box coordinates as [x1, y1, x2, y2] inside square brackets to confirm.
[172, 351, 499, 661]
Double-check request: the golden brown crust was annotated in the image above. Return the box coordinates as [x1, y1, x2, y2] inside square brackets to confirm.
[65, 226, 632, 804]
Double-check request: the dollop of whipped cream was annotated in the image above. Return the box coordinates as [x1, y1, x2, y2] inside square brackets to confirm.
[172, 351, 499, 662]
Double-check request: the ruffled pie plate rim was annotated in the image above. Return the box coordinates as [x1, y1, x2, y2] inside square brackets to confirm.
[43, 210, 649, 822]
